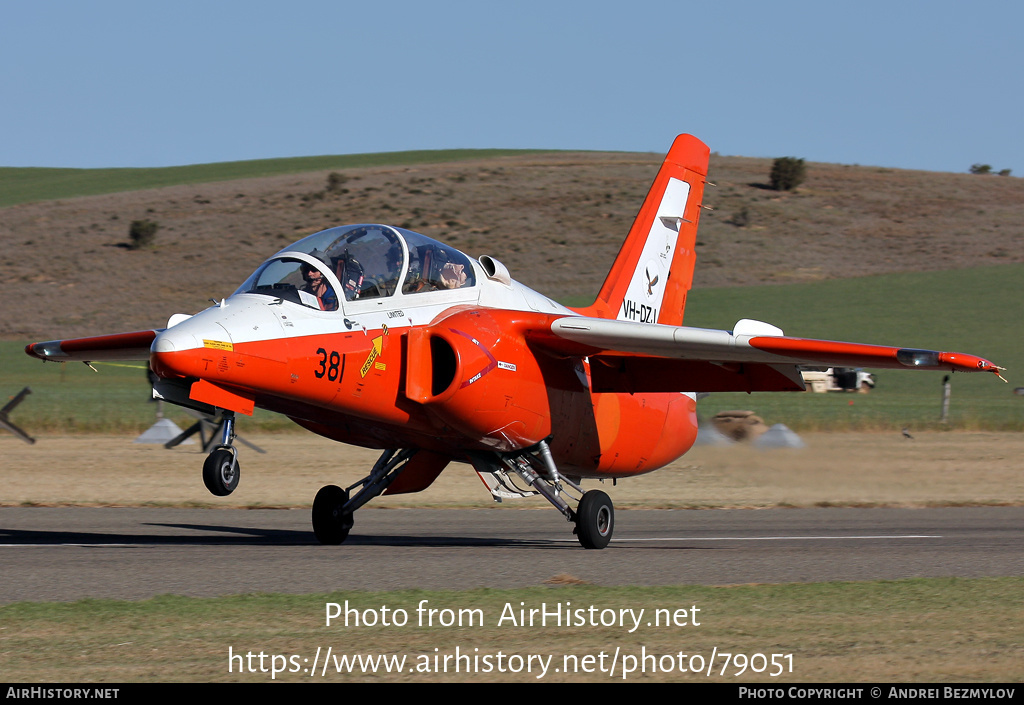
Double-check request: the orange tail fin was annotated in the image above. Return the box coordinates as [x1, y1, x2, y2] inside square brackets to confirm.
[573, 134, 710, 326]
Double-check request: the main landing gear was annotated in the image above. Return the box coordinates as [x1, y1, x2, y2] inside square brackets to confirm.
[309, 441, 614, 549]
[575, 488, 614, 550]
[202, 412, 240, 496]
[312, 449, 415, 545]
[471, 440, 614, 549]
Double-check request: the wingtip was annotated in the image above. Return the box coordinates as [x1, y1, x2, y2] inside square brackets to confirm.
[970, 358, 1006, 382]
[981, 361, 1008, 383]
[25, 341, 63, 361]
[938, 352, 1005, 380]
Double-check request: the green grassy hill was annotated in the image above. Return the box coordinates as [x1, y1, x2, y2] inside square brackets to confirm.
[0, 149, 551, 208]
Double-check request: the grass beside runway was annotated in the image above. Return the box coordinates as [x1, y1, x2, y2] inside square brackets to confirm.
[1, 578, 1021, 682]
[4, 432, 1024, 509]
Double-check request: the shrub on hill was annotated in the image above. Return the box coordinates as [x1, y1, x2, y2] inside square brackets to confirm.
[326, 172, 349, 192]
[770, 157, 806, 191]
[127, 219, 159, 250]
[969, 164, 1012, 177]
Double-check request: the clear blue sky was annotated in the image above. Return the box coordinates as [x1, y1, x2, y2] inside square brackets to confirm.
[2, 0, 1020, 174]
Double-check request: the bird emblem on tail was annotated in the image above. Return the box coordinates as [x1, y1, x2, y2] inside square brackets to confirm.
[645, 266, 659, 296]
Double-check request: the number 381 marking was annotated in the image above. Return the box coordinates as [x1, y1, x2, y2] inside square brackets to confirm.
[314, 348, 342, 381]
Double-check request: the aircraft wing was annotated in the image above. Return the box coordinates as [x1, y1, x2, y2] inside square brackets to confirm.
[531, 316, 1004, 394]
[25, 330, 160, 362]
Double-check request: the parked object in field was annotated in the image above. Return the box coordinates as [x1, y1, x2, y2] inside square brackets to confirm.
[801, 367, 875, 393]
[711, 410, 769, 442]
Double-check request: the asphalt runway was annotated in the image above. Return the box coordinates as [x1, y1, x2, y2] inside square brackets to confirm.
[1, 505, 1021, 602]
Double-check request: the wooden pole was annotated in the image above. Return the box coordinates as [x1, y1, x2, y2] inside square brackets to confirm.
[940, 374, 951, 423]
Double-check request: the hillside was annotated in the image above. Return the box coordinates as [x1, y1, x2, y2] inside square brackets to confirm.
[1, 150, 1021, 339]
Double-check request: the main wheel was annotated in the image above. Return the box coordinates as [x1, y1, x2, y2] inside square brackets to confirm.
[202, 448, 240, 496]
[575, 490, 614, 549]
[312, 485, 353, 545]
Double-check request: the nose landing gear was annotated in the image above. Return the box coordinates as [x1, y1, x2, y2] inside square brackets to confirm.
[202, 411, 240, 496]
[203, 447, 239, 496]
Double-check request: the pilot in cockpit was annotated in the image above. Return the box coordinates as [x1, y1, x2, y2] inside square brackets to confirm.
[300, 262, 338, 311]
[439, 261, 467, 289]
[403, 245, 468, 293]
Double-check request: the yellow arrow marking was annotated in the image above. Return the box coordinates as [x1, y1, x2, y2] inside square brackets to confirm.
[360, 336, 384, 378]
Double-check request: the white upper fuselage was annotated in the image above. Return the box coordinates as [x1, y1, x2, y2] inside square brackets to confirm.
[155, 224, 573, 353]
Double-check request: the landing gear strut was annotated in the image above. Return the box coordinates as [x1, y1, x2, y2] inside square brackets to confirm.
[310, 442, 615, 549]
[311, 448, 415, 545]
[202, 411, 240, 496]
[476, 440, 616, 549]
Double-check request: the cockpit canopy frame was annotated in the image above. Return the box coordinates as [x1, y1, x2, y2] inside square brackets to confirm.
[235, 224, 478, 312]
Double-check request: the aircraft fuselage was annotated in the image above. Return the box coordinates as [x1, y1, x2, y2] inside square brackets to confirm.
[149, 245, 698, 479]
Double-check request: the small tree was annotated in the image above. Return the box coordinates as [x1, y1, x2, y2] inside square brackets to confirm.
[128, 219, 159, 250]
[769, 157, 806, 191]
[969, 164, 992, 175]
[326, 172, 349, 192]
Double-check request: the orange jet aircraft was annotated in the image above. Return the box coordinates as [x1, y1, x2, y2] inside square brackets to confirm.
[26, 135, 1004, 548]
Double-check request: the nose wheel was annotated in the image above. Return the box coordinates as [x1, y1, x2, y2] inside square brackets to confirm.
[202, 411, 240, 496]
[203, 447, 240, 496]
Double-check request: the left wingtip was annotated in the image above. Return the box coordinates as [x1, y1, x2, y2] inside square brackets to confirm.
[939, 352, 1006, 381]
[25, 341, 63, 361]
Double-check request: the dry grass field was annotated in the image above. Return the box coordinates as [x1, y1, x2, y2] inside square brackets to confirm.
[3, 430, 1021, 509]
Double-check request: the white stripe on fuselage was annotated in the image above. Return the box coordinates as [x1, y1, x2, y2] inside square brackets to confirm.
[165, 269, 573, 349]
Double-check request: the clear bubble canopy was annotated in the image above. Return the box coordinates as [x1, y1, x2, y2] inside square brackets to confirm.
[235, 225, 477, 311]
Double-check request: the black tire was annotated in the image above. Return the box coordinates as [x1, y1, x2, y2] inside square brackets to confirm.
[575, 490, 614, 549]
[312, 485, 353, 545]
[202, 448, 239, 496]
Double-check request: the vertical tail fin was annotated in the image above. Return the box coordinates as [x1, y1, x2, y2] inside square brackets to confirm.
[573, 134, 710, 327]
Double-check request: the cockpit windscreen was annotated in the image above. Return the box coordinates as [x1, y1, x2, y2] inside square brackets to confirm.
[236, 224, 477, 309]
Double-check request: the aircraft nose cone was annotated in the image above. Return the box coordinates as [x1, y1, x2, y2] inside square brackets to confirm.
[153, 333, 176, 354]
[153, 314, 230, 355]
[151, 314, 230, 379]
[151, 326, 196, 378]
